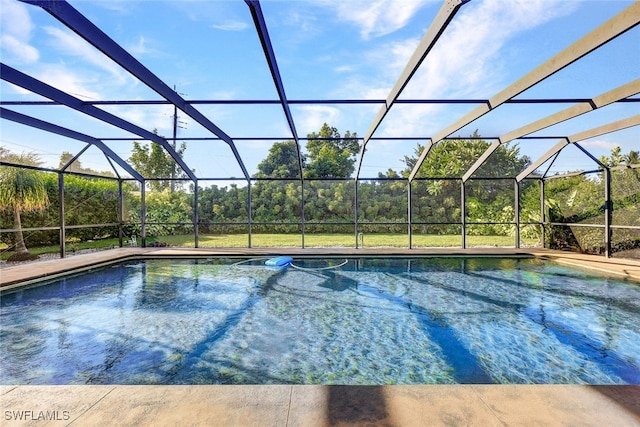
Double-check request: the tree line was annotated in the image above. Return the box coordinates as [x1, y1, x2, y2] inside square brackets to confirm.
[1, 126, 638, 259]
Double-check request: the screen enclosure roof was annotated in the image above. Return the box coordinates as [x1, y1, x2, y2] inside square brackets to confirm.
[1, 0, 639, 183]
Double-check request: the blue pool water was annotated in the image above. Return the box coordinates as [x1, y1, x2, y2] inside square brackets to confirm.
[1, 257, 639, 385]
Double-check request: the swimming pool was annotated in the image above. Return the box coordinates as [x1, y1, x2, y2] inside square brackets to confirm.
[1, 257, 638, 385]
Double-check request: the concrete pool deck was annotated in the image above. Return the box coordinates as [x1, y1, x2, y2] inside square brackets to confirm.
[1, 248, 640, 426]
[1, 384, 639, 426]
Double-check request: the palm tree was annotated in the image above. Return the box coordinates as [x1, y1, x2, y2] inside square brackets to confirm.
[0, 152, 50, 261]
[623, 150, 639, 166]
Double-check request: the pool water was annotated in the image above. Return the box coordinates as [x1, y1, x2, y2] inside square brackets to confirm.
[1, 257, 639, 385]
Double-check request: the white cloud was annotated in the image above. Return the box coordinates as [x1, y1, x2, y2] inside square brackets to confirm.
[0, 35, 39, 64]
[334, 65, 356, 73]
[285, 9, 319, 34]
[328, 37, 419, 101]
[212, 20, 249, 31]
[373, 0, 580, 137]
[111, 104, 176, 134]
[208, 90, 237, 100]
[128, 35, 156, 57]
[2, 82, 35, 97]
[34, 64, 101, 101]
[296, 106, 342, 134]
[320, 0, 435, 39]
[0, 0, 39, 63]
[0, 0, 33, 39]
[413, 0, 578, 98]
[90, 0, 134, 15]
[369, 37, 422, 81]
[43, 26, 128, 84]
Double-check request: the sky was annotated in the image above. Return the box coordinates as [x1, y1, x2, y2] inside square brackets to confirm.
[0, 0, 638, 182]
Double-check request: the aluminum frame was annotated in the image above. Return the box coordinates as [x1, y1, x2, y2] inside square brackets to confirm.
[1, 0, 638, 257]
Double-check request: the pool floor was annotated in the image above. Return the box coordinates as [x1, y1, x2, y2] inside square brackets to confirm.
[2, 249, 639, 425]
[2, 254, 639, 385]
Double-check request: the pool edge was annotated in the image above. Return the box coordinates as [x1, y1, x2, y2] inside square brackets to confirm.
[2, 247, 639, 292]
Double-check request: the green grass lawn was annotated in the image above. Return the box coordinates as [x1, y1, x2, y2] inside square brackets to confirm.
[1, 233, 540, 260]
[191, 233, 537, 248]
[0, 238, 121, 261]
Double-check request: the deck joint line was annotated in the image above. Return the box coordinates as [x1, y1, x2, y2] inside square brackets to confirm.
[285, 386, 293, 427]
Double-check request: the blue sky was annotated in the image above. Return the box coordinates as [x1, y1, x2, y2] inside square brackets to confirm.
[1, 0, 638, 181]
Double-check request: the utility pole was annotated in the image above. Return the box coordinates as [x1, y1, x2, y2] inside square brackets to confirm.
[171, 85, 187, 193]
[171, 85, 178, 193]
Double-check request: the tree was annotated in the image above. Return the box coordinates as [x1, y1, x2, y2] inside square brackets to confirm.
[59, 151, 74, 169]
[357, 171, 407, 231]
[0, 152, 50, 261]
[129, 131, 188, 192]
[126, 188, 193, 237]
[403, 131, 530, 234]
[248, 124, 360, 230]
[599, 146, 623, 168]
[403, 130, 529, 178]
[621, 149, 640, 181]
[305, 123, 360, 178]
[522, 147, 640, 253]
[624, 150, 639, 166]
[58, 151, 115, 177]
[256, 140, 304, 178]
[250, 140, 303, 228]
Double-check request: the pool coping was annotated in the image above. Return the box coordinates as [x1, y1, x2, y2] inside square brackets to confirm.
[1, 384, 639, 426]
[2, 247, 640, 290]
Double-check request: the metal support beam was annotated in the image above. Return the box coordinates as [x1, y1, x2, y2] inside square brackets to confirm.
[0, 65, 193, 181]
[407, 140, 434, 179]
[355, 181, 360, 248]
[103, 154, 122, 180]
[515, 180, 520, 249]
[20, 0, 250, 181]
[569, 114, 640, 144]
[118, 180, 124, 247]
[409, 2, 640, 181]
[60, 144, 90, 172]
[355, 0, 470, 180]
[194, 180, 199, 248]
[542, 152, 561, 179]
[462, 79, 640, 182]
[462, 140, 501, 182]
[604, 168, 612, 258]
[574, 142, 607, 169]
[4, 97, 640, 108]
[248, 183, 252, 248]
[611, 163, 640, 172]
[301, 181, 305, 249]
[540, 179, 546, 249]
[0, 107, 144, 182]
[545, 169, 602, 180]
[516, 139, 570, 182]
[141, 183, 146, 248]
[408, 181, 413, 249]
[58, 173, 65, 258]
[245, 0, 305, 181]
[498, 104, 592, 145]
[517, 114, 640, 182]
[461, 180, 466, 249]
[573, 143, 612, 259]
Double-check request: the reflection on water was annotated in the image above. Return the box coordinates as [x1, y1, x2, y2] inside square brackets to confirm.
[1, 257, 639, 385]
